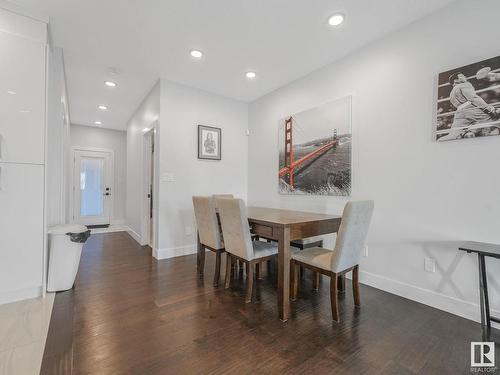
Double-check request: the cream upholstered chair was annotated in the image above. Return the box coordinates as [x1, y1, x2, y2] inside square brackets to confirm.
[290, 235, 325, 289]
[213, 194, 261, 272]
[290, 201, 374, 322]
[212, 194, 234, 200]
[216, 197, 279, 303]
[192, 196, 225, 286]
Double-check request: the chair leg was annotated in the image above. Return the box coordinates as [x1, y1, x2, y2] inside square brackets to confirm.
[353, 265, 360, 306]
[313, 272, 320, 291]
[246, 262, 255, 303]
[290, 260, 299, 301]
[330, 274, 340, 322]
[213, 251, 221, 287]
[199, 245, 206, 276]
[225, 254, 232, 289]
[256, 263, 262, 280]
[338, 274, 345, 293]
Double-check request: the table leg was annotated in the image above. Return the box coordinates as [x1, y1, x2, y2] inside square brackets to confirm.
[480, 254, 491, 329]
[478, 254, 487, 334]
[277, 226, 291, 321]
[197, 233, 204, 276]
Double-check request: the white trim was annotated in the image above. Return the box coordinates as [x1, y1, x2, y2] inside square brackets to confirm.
[89, 224, 128, 235]
[0, 286, 43, 306]
[359, 270, 500, 329]
[153, 244, 197, 260]
[70, 146, 115, 225]
[141, 121, 159, 249]
[126, 226, 142, 245]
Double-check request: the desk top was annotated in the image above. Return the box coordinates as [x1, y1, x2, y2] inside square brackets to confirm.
[247, 206, 341, 226]
[459, 241, 500, 258]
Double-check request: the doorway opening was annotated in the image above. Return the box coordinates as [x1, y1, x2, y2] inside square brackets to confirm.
[71, 147, 114, 226]
[142, 124, 158, 249]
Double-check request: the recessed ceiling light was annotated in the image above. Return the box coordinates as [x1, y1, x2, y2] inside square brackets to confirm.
[142, 128, 151, 133]
[94, 121, 102, 125]
[98, 105, 108, 110]
[104, 81, 117, 87]
[7, 90, 16, 95]
[19, 109, 30, 113]
[190, 50, 203, 59]
[328, 13, 345, 26]
[246, 71, 256, 79]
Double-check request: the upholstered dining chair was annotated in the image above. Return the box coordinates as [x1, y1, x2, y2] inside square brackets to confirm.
[290, 201, 374, 322]
[290, 236, 325, 289]
[192, 196, 225, 286]
[212, 194, 234, 200]
[216, 197, 279, 303]
[213, 194, 262, 273]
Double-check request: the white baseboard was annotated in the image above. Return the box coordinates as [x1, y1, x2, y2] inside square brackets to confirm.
[359, 270, 500, 329]
[90, 224, 129, 235]
[124, 226, 142, 244]
[153, 244, 197, 260]
[0, 286, 43, 306]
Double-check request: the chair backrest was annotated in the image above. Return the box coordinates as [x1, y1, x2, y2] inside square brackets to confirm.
[331, 200, 374, 273]
[192, 196, 223, 250]
[212, 194, 234, 209]
[215, 198, 254, 261]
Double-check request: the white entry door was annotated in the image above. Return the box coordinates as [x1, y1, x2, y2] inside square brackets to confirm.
[73, 149, 113, 225]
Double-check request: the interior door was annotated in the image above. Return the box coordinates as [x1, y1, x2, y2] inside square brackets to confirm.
[73, 149, 113, 225]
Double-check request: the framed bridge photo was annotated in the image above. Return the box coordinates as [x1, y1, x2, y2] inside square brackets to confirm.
[436, 55, 500, 142]
[198, 125, 221, 160]
[278, 96, 352, 196]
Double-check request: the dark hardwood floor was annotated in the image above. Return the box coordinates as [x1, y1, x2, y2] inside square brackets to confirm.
[41, 232, 499, 374]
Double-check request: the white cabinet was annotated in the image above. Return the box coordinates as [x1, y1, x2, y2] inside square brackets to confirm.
[0, 30, 46, 164]
[0, 163, 44, 294]
[0, 6, 48, 304]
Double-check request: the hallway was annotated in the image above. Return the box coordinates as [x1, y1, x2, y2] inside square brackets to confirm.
[41, 232, 491, 374]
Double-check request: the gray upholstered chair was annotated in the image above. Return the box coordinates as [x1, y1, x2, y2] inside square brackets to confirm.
[192, 196, 225, 286]
[212, 194, 234, 202]
[290, 201, 374, 322]
[290, 235, 325, 289]
[216, 197, 279, 303]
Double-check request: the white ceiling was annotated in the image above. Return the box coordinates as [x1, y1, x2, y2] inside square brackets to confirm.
[16, 0, 455, 130]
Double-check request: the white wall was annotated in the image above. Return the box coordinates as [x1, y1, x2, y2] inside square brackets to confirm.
[126, 82, 160, 242]
[46, 46, 70, 227]
[70, 124, 127, 224]
[248, 0, 500, 325]
[155, 80, 248, 258]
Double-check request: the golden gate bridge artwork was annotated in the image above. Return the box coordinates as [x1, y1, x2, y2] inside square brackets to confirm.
[278, 96, 351, 196]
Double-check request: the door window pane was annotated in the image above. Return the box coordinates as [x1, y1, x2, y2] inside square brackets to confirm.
[80, 157, 104, 216]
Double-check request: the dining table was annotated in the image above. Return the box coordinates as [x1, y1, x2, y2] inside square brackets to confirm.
[198, 206, 342, 321]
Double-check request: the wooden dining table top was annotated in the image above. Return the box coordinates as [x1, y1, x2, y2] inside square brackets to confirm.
[247, 206, 341, 226]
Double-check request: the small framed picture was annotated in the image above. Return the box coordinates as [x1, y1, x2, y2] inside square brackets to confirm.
[198, 125, 221, 160]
